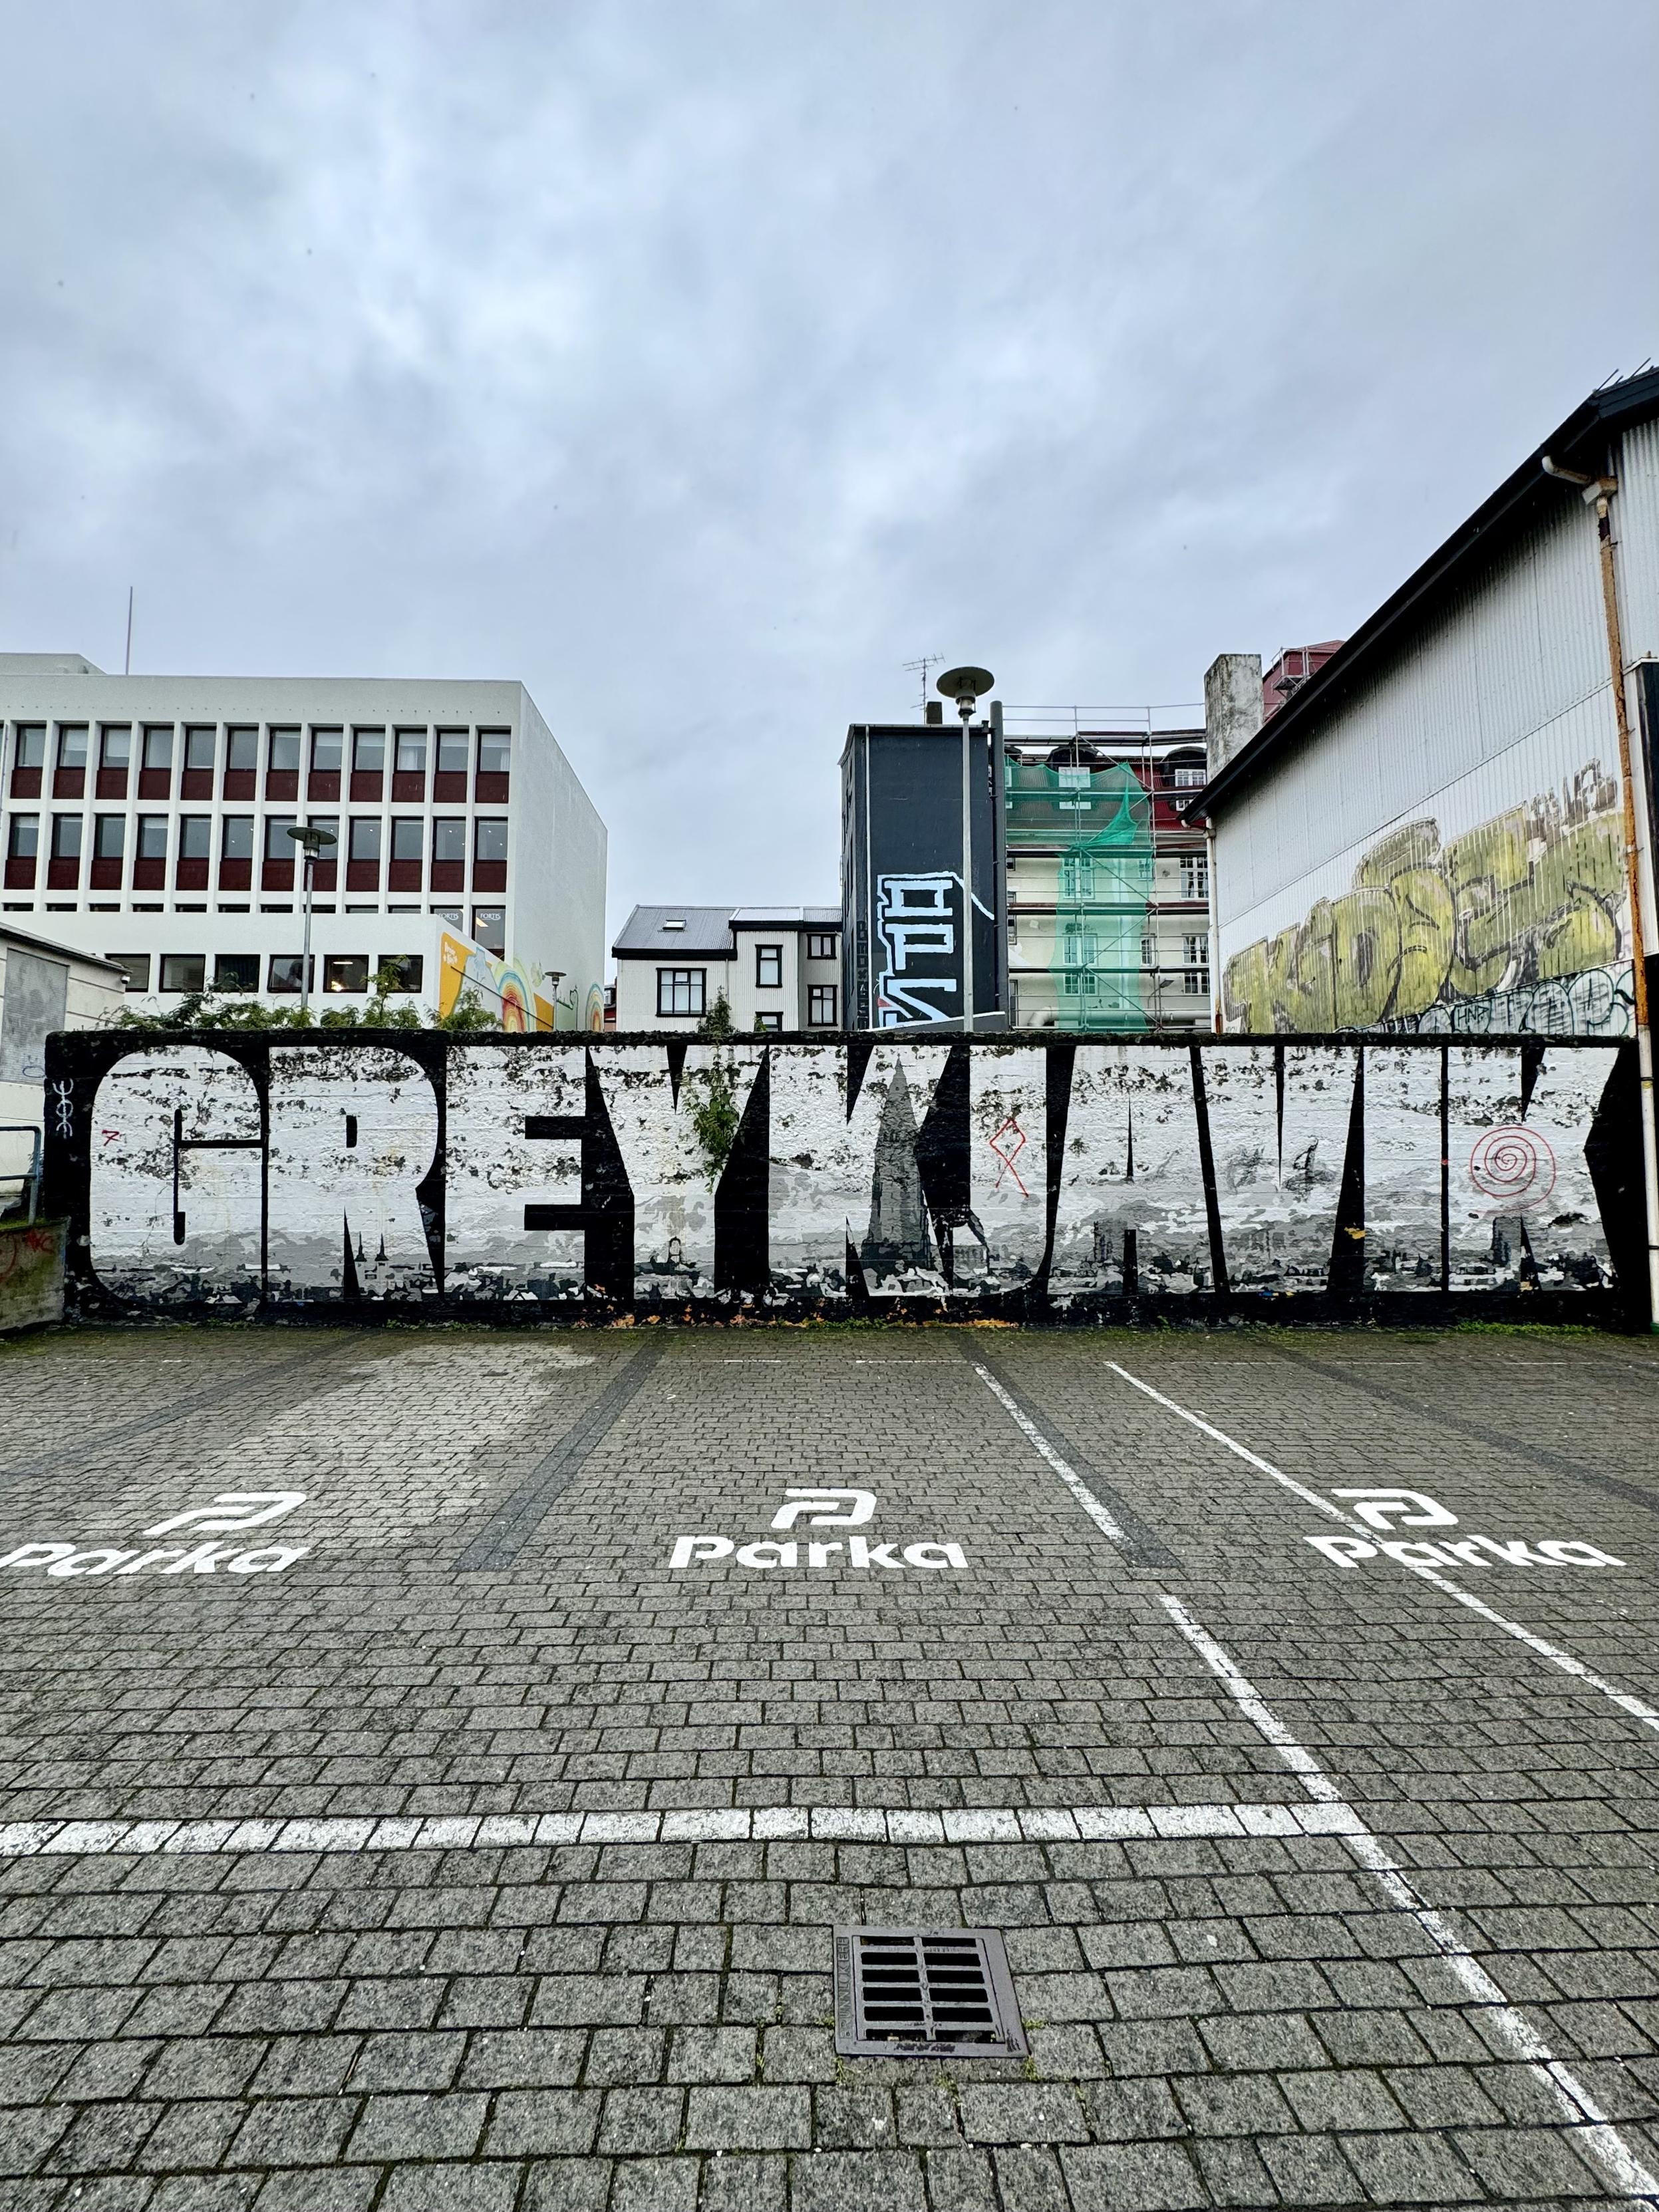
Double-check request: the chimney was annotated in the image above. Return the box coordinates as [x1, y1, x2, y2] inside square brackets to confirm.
[1203, 653, 1263, 778]
[925, 700, 943, 725]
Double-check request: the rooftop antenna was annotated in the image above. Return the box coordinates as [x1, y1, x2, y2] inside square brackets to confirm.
[124, 586, 134, 675]
[903, 653, 944, 720]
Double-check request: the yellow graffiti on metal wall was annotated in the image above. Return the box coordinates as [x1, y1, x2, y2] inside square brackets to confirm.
[1223, 762, 1626, 1032]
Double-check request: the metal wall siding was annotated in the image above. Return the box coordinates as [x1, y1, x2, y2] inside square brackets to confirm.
[1616, 418, 1659, 663]
[1215, 493, 1610, 932]
[1219, 682, 1624, 962]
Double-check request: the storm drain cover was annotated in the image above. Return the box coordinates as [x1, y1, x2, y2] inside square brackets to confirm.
[833, 1925, 1028, 2058]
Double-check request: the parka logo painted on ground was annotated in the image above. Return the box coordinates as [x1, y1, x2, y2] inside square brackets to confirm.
[1305, 1486, 1624, 1570]
[671, 1488, 967, 1572]
[0, 1492, 312, 1582]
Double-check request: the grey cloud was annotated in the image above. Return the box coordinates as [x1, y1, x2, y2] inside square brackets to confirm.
[2, 0, 1656, 943]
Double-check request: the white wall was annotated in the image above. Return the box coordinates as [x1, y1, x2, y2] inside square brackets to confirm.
[1213, 454, 1658, 1034]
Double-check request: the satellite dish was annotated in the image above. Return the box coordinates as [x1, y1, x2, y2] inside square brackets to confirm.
[937, 665, 994, 702]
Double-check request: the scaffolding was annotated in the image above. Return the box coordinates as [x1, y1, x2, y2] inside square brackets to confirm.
[1003, 754, 1155, 1031]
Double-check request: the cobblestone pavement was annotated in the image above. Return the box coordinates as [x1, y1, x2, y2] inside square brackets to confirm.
[2, 1321, 1658, 2211]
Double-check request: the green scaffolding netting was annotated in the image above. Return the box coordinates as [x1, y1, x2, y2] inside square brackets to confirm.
[1004, 760, 1154, 1032]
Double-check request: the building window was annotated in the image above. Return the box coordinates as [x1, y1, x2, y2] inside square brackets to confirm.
[93, 815, 124, 859]
[51, 814, 82, 860]
[808, 984, 838, 1026]
[755, 1011, 784, 1032]
[1141, 935, 1155, 969]
[268, 728, 301, 774]
[142, 726, 174, 773]
[807, 931, 837, 961]
[394, 728, 427, 774]
[265, 815, 297, 859]
[226, 726, 258, 774]
[436, 728, 470, 775]
[138, 816, 168, 861]
[57, 726, 88, 771]
[13, 726, 45, 771]
[1058, 856, 1096, 898]
[99, 726, 132, 771]
[1179, 853, 1209, 900]
[353, 728, 385, 775]
[432, 817, 466, 863]
[472, 906, 506, 953]
[390, 818, 424, 862]
[349, 817, 382, 863]
[268, 954, 313, 994]
[474, 817, 508, 863]
[179, 816, 211, 860]
[106, 952, 149, 992]
[755, 943, 782, 988]
[657, 967, 705, 1017]
[1173, 765, 1206, 788]
[1183, 933, 1210, 994]
[222, 816, 254, 861]
[214, 954, 260, 992]
[377, 954, 424, 993]
[324, 954, 371, 994]
[478, 730, 510, 776]
[159, 953, 207, 994]
[433, 907, 462, 932]
[8, 815, 39, 859]
[184, 726, 216, 775]
[311, 728, 343, 775]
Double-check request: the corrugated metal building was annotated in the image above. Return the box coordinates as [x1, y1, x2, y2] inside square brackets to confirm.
[1195, 370, 1659, 1041]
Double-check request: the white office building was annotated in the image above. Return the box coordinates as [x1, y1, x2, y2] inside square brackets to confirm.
[612, 906, 842, 1031]
[0, 656, 607, 1026]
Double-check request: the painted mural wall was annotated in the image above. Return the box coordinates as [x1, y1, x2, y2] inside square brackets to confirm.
[1221, 760, 1630, 1039]
[43, 1033, 1638, 1321]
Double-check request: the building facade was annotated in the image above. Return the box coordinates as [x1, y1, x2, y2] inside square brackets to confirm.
[1004, 730, 1211, 1032]
[841, 720, 1005, 1032]
[612, 906, 842, 1032]
[1, 921, 124, 1212]
[0, 657, 607, 1029]
[1195, 370, 1659, 1041]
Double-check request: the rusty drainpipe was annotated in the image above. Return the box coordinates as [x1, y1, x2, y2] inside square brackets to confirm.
[1545, 454, 1659, 1328]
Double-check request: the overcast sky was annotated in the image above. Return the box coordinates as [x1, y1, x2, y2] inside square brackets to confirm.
[3, 0, 1657, 948]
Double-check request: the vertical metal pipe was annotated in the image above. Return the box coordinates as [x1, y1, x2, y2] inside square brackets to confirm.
[960, 706, 975, 1036]
[1594, 485, 1659, 1329]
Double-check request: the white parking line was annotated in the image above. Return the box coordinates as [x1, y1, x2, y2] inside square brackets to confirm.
[972, 1363, 1128, 1543]
[1163, 1593, 1659, 2204]
[0, 1798, 1356, 1858]
[1110, 1360, 1659, 1739]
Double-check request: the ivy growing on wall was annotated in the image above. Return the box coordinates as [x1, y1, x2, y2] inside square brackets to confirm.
[686, 991, 741, 1186]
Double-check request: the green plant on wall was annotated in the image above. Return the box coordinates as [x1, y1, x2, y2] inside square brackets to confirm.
[686, 992, 740, 1186]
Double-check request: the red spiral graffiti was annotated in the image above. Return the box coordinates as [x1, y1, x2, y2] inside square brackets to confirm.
[1468, 1124, 1556, 1212]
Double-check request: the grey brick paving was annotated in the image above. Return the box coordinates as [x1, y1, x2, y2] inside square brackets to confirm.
[2, 1321, 1659, 2205]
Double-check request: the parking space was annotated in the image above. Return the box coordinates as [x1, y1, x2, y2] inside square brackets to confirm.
[1, 1323, 1658, 2208]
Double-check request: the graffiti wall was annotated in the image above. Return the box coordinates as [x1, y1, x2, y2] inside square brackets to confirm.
[1222, 760, 1630, 1037]
[43, 1032, 1640, 1321]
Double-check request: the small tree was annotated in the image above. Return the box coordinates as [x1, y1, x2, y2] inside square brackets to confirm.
[696, 991, 736, 1041]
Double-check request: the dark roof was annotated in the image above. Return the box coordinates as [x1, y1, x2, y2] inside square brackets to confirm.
[612, 906, 735, 957]
[613, 904, 841, 956]
[1191, 367, 1659, 821]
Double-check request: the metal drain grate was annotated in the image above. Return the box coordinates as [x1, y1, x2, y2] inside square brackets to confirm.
[833, 1925, 1028, 2058]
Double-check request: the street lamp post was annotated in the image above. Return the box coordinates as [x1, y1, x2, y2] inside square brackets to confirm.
[285, 824, 337, 1017]
[936, 666, 995, 1035]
